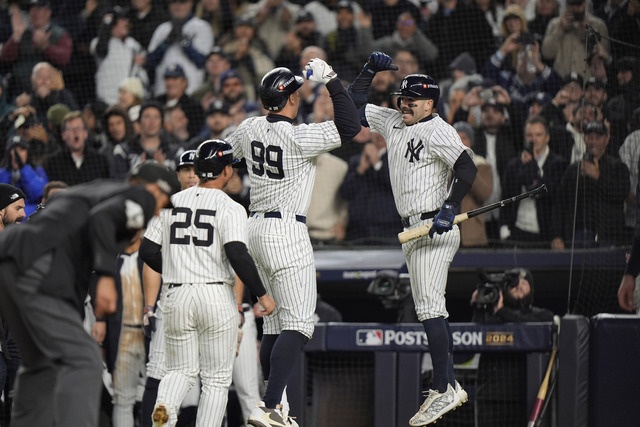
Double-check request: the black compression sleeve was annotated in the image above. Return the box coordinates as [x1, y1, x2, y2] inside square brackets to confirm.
[224, 241, 267, 297]
[139, 238, 163, 274]
[326, 78, 361, 142]
[347, 70, 375, 108]
[447, 151, 477, 204]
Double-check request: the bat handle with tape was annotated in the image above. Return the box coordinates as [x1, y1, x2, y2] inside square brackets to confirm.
[398, 213, 469, 244]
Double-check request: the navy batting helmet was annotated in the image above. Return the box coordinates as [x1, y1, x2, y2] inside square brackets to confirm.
[391, 74, 440, 108]
[176, 149, 196, 171]
[195, 139, 239, 179]
[259, 67, 304, 111]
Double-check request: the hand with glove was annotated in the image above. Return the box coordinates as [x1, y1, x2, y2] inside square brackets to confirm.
[143, 309, 156, 339]
[363, 51, 399, 75]
[429, 201, 459, 238]
[304, 58, 338, 84]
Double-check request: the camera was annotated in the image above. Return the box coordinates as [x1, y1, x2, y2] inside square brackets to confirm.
[473, 270, 521, 312]
[368, 269, 412, 310]
[479, 88, 494, 101]
[516, 32, 535, 45]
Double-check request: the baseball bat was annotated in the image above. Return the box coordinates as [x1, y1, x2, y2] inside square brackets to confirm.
[527, 346, 558, 427]
[397, 184, 548, 244]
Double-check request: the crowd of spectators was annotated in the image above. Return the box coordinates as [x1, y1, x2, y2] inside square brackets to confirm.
[1, 0, 639, 249]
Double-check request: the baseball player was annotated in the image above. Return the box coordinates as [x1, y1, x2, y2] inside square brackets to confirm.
[225, 60, 360, 427]
[0, 162, 180, 427]
[139, 140, 276, 427]
[348, 52, 477, 425]
[140, 149, 204, 427]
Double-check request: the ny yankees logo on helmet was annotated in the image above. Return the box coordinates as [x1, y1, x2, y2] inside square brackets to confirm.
[405, 138, 425, 162]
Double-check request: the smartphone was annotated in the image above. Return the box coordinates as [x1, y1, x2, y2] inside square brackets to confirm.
[524, 141, 534, 155]
[516, 32, 534, 45]
[583, 152, 594, 163]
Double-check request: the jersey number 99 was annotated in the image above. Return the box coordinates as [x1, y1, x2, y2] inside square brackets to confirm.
[251, 141, 284, 180]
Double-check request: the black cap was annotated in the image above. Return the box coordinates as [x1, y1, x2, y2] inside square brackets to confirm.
[527, 91, 552, 106]
[481, 98, 506, 113]
[566, 0, 585, 5]
[0, 184, 25, 210]
[206, 99, 230, 116]
[583, 121, 608, 135]
[29, 0, 51, 8]
[585, 77, 606, 90]
[563, 72, 584, 87]
[129, 161, 181, 197]
[617, 56, 638, 72]
[164, 64, 186, 79]
[296, 10, 314, 23]
[207, 46, 230, 61]
[9, 135, 29, 149]
[336, 1, 354, 12]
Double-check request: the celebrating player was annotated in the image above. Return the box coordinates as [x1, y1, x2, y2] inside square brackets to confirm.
[140, 140, 276, 427]
[225, 60, 360, 426]
[348, 52, 477, 425]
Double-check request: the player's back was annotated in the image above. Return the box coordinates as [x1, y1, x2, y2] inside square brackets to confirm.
[227, 115, 342, 215]
[153, 186, 248, 285]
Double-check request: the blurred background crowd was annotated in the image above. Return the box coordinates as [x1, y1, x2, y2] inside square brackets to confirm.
[1, 0, 639, 249]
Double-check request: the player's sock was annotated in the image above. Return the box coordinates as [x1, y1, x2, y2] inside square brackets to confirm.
[422, 317, 450, 393]
[176, 406, 198, 427]
[445, 319, 456, 388]
[140, 377, 160, 427]
[260, 334, 278, 380]
[262, 330, 308, 408]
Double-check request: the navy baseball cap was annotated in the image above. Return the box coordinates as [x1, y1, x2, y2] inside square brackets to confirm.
[585, 77, 606, 90]
[176, 150, 196, 171]
[583, 121, 608, 135]
[563, 72, 584, 87]
[206, 99, 230, 116]
[164, 64, 186, 79]
[220, 69, 243, 85]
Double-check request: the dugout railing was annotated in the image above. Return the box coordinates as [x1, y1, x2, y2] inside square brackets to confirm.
[287, 322, 556, 427]
[287, 315, 640, 427]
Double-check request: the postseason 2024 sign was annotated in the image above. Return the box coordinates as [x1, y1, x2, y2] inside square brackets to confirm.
[317, 323, 554, 352]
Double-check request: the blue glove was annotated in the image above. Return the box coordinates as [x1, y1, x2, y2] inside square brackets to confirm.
[429, 201, 459, 238]
[363, 51, 399, 75]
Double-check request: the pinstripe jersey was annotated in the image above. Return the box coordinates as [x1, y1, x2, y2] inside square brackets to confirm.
[226, 115, 342, 214]
[365, 104, 472, 217]
[143, 186, 248, 285]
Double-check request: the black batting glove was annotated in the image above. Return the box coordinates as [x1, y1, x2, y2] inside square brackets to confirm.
[429, 201, 459, 238]
[363, 51, 399, 75]
[143, 311, 156, 339]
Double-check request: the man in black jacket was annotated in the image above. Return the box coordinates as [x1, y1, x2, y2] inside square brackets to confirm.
[0, 162, 180, 427]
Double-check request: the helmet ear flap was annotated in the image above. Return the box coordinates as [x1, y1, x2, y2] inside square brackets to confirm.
[396, 96, 402, 110]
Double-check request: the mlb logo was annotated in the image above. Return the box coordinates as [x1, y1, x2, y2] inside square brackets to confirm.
[356, 329, 383, 346]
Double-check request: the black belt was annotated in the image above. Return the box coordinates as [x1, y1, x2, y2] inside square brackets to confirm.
[250, 211, 306, 224]
[123, 323, 143, 328]
[167, 282, 224, 288]
[401, 210, 437, 228]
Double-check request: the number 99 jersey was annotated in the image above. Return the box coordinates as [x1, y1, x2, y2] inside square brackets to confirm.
[143, 186, 249, 285]
[226, 115, 342, 215]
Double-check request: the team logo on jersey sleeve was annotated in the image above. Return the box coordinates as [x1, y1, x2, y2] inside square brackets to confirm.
[404, 138, 425, 162]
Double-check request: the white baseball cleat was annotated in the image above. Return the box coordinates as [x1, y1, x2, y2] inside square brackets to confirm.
[409, 383, 459, 426]
[248, 403, 289, 427]
[455, 380, 468, 405]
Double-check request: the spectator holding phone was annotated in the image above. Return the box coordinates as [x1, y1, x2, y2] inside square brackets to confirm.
[499, 115, 567, 246]
[550, 120, 629, 249]
[541, 0, 609, 79]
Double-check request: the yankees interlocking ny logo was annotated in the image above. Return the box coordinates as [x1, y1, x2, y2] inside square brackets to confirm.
[405, 138, 424, 162]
